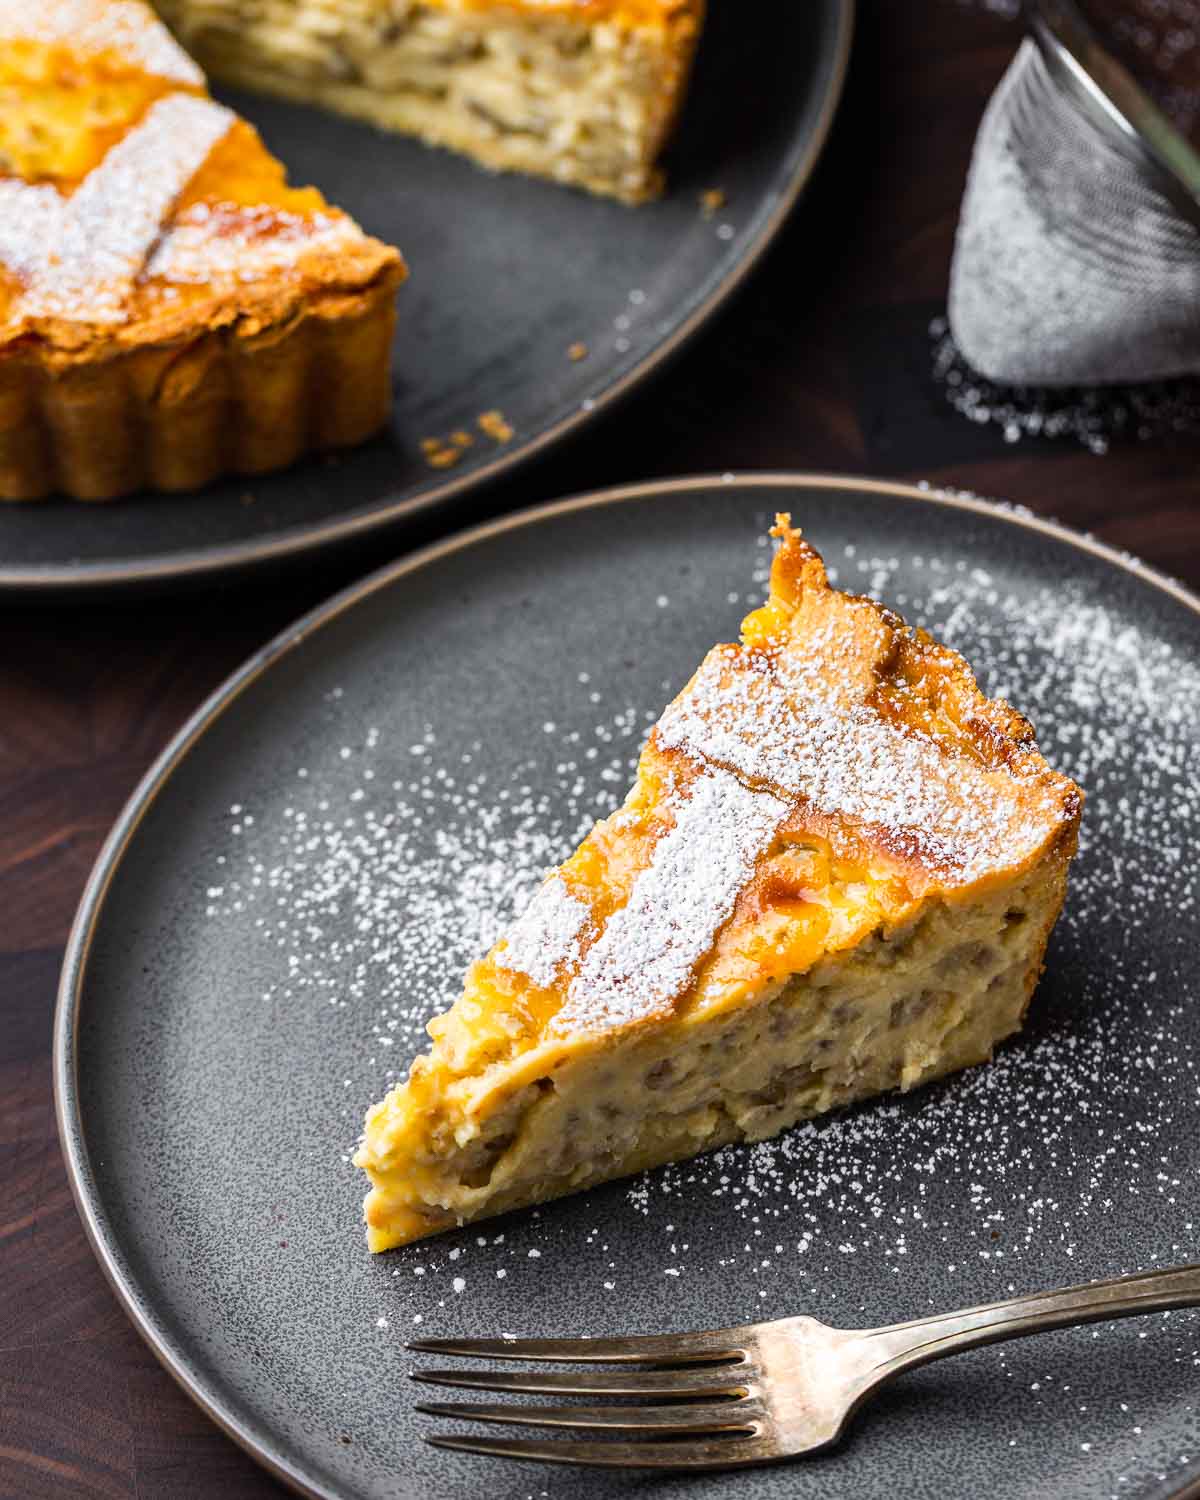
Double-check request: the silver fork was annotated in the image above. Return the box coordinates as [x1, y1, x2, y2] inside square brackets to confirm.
[410, 1263, 1200, 1469]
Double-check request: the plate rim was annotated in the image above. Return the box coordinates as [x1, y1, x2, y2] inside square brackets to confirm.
[53, 471, 1200, 1500]
[1, 0, 855, 595]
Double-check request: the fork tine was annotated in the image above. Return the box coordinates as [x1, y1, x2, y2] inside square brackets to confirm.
[406, 1332, 740, 1364]
[415, 1400, 761, 1434]
[410, 1365, 751, 1398]
[425, 1433, 777, 1470]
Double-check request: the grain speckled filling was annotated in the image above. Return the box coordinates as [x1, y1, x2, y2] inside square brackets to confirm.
[0, 273, 398, 501]
[358, 854, 1073, 1247]
[153, 0, 702, 201]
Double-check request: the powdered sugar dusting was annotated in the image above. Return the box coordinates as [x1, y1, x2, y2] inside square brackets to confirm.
[0, 93, 233, 328]
[146, 201, 360, 284]
[657, 648, 1067, 883]
[552, 769, 788, 1035]
[494, 873, 589, 990]
[0, 0, 204, 85]
[0, 184, 62, 285]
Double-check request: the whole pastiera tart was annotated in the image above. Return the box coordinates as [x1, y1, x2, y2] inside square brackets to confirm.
[355, 518, 1084, 1250]
[0, 0, 406, 501]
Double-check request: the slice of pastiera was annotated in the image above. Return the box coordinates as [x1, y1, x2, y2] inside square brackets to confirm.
[355, 517, 1083, 1250]
[153, 0, 705, 204]
[0, 0, 405, 501]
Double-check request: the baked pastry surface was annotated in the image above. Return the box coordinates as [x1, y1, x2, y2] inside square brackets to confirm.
[152, 0, 705, 203]
[355, 518, 1084, 1250]
[0, 0, 405, 501]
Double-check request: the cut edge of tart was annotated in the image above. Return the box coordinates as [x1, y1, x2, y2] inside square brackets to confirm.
[354, 516, 1084, 1251]
[0, 0, 406, 502]
[153, 0, 706, 204]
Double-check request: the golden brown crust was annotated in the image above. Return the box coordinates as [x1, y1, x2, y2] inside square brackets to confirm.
[0, 267, 401, 501]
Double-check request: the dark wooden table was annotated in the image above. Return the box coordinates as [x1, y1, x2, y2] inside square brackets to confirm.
[4, 3, 1200, 1496]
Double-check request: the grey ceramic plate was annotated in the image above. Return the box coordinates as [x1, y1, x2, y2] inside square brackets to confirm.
[0, 4, 852, 593]
[57, 475, 1200, 1500]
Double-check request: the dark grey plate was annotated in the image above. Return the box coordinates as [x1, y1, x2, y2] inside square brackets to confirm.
[0, 4, 852, 593]
[56, 475, 1200, 1500]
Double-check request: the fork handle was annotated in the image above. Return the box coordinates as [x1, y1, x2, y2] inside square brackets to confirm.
[857, 1263, 1200, 1384]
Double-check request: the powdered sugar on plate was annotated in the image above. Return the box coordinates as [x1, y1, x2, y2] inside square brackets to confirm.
[202, 524, 1199, 1476]
[204, 706, 649, 1088]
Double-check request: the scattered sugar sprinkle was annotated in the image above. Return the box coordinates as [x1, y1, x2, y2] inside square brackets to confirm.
[204, 532, 1200, 1481]
[932, 318, 1200, 453]
[205, 699, 648, 1072]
